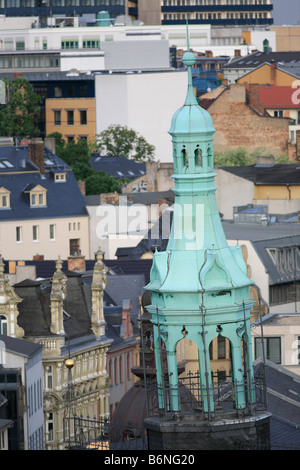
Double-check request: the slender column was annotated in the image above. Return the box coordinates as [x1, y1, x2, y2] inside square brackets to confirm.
[244, 323, 256, 407]
[198, 346, 214, 414]
[231, 344, 246, 410]
[166, 350, 180, 412]
[153, 325, 164, 409]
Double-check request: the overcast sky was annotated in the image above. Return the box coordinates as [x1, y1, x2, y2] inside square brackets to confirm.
[272, 0, 300, 25]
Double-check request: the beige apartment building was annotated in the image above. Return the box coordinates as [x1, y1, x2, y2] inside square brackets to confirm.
[0, 139, 90, 261]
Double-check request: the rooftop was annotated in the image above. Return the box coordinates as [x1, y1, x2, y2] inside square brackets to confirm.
[90, 154, 146, 181]
[224, 51, 300, 72]
[0, 145, 88, 221]
[219, 163, 300, 185]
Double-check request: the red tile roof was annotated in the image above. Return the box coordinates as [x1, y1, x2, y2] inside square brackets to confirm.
[258, 85, 300, 109]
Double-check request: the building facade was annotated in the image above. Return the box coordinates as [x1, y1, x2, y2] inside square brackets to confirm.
[0, 139, 90, 261]
[134, 0, 273, 26]
[1, 250, 112, 450]
[0, 1, 126, 25]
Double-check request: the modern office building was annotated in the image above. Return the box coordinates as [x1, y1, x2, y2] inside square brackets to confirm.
[0, 1, 126, 26]
[132, 0, 273, 27]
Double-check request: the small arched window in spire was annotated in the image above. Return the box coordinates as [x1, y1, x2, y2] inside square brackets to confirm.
[195, 146, 202, 166]
[182, 147, 188, 168]
[207, 146, 213, 168]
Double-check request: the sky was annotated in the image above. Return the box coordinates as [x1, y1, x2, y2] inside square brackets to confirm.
[272, 0, 300, 25]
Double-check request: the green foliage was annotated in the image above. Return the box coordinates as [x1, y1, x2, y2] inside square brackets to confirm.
[85, 172, 122, 196]
[214, 146, 291, 167]
[47, 133, 123, 195]
[0, 77, 42, 140]
[96, 125, 155, 163]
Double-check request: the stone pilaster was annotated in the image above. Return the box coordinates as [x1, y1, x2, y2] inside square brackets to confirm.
[91, 248, 106, 338]
[0, 256, 24, 338]
[50, 257, 66, 336]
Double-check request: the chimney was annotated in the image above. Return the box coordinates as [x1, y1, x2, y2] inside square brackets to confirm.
[44, 137, 56, 153]
[205, 50, 213, 57]
[248, 84, 265, 115]
[121, 299, 133, 339]
[270, 60, 276, 85]
[78, 180, 86, 196]
[234, 49, 241, 58]
[28, 138, 45, 175]
[33, 254, 44, 261]
[67, 254, 86, 272]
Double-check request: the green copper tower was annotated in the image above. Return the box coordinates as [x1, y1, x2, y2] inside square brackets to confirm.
[145, 33, 261, 422]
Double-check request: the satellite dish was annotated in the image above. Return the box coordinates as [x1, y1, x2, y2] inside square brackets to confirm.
[114, 15, 132, 26]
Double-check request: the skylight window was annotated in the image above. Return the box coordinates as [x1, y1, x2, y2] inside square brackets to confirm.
[0, 160, 13, 168]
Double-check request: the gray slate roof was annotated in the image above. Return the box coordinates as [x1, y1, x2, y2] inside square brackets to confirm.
[220, 164, 300, 185]
[14, 275, 94, 340]
[0, 333, 42, 358]
[90, 154, 146, 180]
[0, 145, 88, 221]
[223, 51, 300, 75]
[254, 358, 300, 450]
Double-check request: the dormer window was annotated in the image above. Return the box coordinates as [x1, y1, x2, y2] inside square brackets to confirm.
[0, 187, 11, 209]
[24, 184, 47, 207]
[54, 172, 66, 183]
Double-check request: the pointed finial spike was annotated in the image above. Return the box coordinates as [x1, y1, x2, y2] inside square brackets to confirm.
[186, 19, 190, 52]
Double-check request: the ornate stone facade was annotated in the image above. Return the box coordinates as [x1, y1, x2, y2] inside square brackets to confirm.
[0, 249, 111, 450]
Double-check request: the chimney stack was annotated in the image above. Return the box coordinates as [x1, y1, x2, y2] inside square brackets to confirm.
[28, 138, 45, 175]
[270, 60, 276, 85]
[67, 254, 86, 272]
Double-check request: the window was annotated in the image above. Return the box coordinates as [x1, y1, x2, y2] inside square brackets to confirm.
[0, 315, 8, 335]
[80, 85, 88, 97]
[114, 357, 118, 384]
[61, 40, 79, 50]
[119, 356, 123, 383]
[83, 39, 100, 49]
[67, 86, 75, 98]
[55, 173, 66, 182]
[67, 110, 74, 125]
[54, 86, 62, 98]
[46, 365, 53, 389]
[49, 224, 56, 240]
[16, 41, 25, 51]
[70, 238, 80, 255]
[80, 110, 87, 125]
[0, 187, 10, 209]
[31, 192, 45, 206]
[16, 226, 22, 242]
[54, 110, 61, 125]
[46, 412, 54, 442]
[33, 225, 39, 241]
[255, 337, 281, 364]
[27, 186, 47, 207]
[127, 353, 131, 380]
[217, 335, 226, 359]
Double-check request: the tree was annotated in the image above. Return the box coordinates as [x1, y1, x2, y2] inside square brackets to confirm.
[85, 172, 122, 196]
[96, 125, 155, 163]
[214, 146, 290, 167]
[0, 77, 42, 140]
[47, 134, 91, 167]
[47, 132, 123, 195]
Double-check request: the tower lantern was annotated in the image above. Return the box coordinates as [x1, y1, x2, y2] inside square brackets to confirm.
[144, 26, 271, 450]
